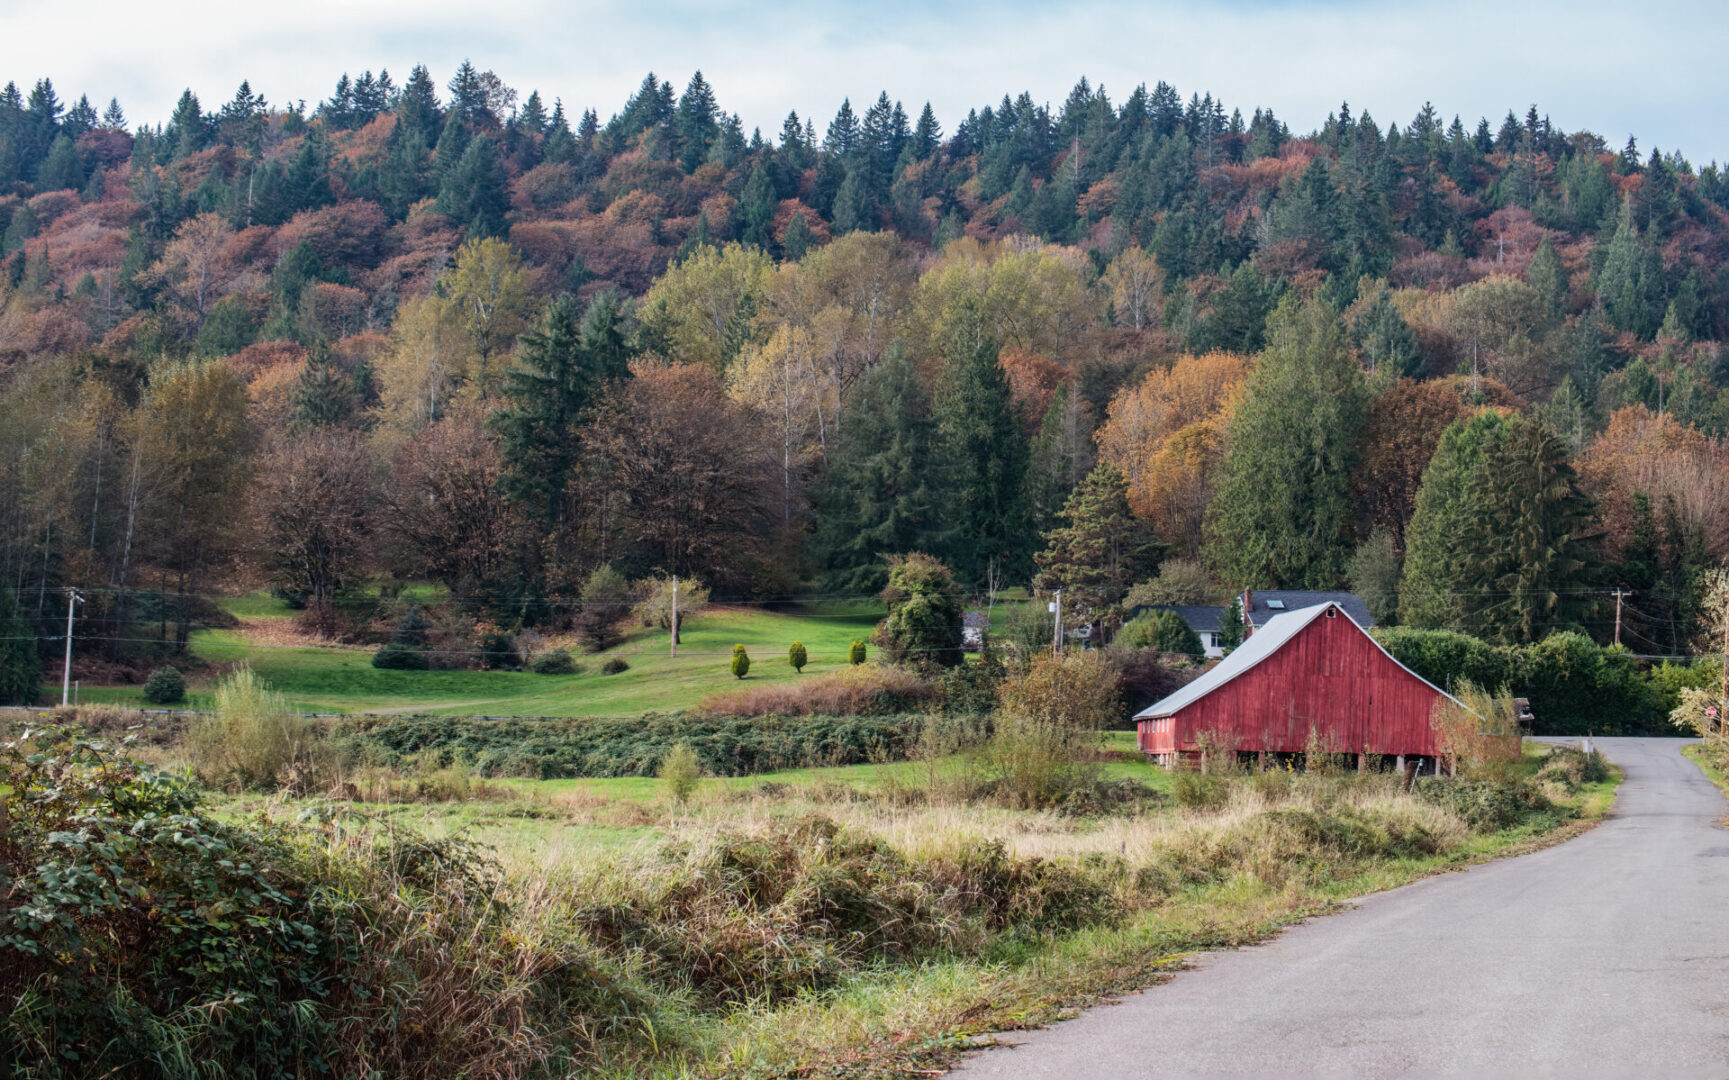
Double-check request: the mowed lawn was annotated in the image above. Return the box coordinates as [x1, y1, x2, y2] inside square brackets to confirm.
[69, 596, 890, 716]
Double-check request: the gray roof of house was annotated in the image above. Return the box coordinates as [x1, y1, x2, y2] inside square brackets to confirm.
[1248, 591, 1374, 629]
[1138, 604, 1225, 635]
[1133, 602, 1456, 720]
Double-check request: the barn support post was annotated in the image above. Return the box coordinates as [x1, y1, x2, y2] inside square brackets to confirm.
[1356, 752, 1365, 774]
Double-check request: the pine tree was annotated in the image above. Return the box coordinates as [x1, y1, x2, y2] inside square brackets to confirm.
[492, 292, 634, 524]
[812, 347, 940, 592]
[396, 65, 442, 145]
[1398, 409, 1509, 629]
[36, 134, 83, 191]
[436, 134, 509, 237]
[1596, 201, 1666, 338]
[675, 71, 719, 172]
[1527, 234, 1567, 316]
[1453, 415, 1602, 644]
[1033, 462, 1161, 626]
[913, 102, 942, 159]
[830, 167, 869, 234]
[291, 346, 359, 427]
[739, 161, 776, 250]
[782, 211, 813, 260]
[1205, 295, 1368, 588]
[933, 303, 1031, 584]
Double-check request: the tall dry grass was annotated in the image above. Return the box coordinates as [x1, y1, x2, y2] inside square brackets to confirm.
[699, 662, 938, 716]
[188, 665, 329, 791]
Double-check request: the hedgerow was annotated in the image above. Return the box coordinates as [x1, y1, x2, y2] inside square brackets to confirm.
[335, 711, 917, 779]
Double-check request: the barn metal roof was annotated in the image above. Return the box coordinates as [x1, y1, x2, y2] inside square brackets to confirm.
[1132, 602, 1461, 720]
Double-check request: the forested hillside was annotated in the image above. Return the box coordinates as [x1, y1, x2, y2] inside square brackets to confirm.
[3, 62, 1729, 684]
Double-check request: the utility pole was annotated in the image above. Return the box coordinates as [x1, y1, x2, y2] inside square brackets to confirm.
[61, 588, 83, 706]
[670, 576, 678, 658]
[1611, 588, 1629, 648]
[1052, 589, 1063, 658]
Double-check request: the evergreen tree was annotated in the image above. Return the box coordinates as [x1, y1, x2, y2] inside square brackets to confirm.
[0, 584, 40, 705]
[396, 64, 442, 145]
[165, 89, 208, 161]
[1527, 234, 1567, 316]
[1453, 414, 1602, 644]
[674, 71, 719, 172]
[830, 166, 869, 234]
[290, 346, 359, 428]
[1596, 201, 1666, 338]
[782, 211, 813, 260]
[739, 161, 777, 250]
[1398, 409, 1509, 630]
[492, 292, 635, 524]
[812, 346, 940, 592]
[35, 134, 83, 191]
[1033, 462, 1161, 626]
[284, 127, 334, 213]
[436, 134, 509, 237]
[912, 102, 942, 159]
[1205, 295, 1368, 588]
[933, 303, 1030, 584]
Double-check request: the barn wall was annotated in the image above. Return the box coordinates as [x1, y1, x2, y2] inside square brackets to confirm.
[1137, 610, 1446, 757]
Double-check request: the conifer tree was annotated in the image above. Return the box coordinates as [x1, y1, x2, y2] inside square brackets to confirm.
[437, 134, 509, 237]
[812, 347, 940, 592]
[1033, 462, 1161, 626]
[739, 161, 777, 250]
[396, 65, 442, 145]
[1398, 409, 1509, 630]
[1205, 295, 1368, 588]
[934, 303, 1031, 584]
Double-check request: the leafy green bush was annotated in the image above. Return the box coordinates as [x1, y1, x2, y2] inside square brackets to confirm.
[849, 639, 868, 665]
[1116, 609, 1203, 657]
[731, 643, 750, 679]
[0, 726, 624, 1078]
[788, 640, 808, 672]
[372, 641, 429, 669]
[1374, 627, 1516, 694]
[658, 741, 703, 805]
[142, 665, 187, 704]
[528, 648, 578, 675]
[479, 630, 521, 670]
[336, 711, 918, 779]
[601, 656, 630, 675]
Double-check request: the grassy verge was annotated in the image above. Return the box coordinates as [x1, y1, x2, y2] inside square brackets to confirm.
[205, 740, 1612, 1079]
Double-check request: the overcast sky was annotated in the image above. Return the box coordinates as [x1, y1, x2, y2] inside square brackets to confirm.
[3, 0, 1724, 163]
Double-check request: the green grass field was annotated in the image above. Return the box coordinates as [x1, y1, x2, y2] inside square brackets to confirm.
[66, 595, 893, 716]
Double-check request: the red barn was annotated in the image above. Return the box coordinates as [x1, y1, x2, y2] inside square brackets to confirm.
[1135, 601, 1461, 771]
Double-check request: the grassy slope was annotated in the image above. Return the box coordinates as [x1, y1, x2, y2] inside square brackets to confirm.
[65, 595, 887, 716]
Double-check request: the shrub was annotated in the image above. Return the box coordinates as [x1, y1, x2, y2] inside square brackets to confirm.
[528, 648, 578, 675]
[575, 564, 632, 651]
[1413, 777, 1554, 832]
[142, 665, 187, 704]
[601, 656, 630, 675]
[480, 630, 522, 670]
[1374, 627, 1515, 695]
[702, 664, 938, 716]
[636, 575, 710, 640]
[731, 643, 751, 679]
[986, 653, 1123, 808]
[658, 740, 703, 805]
[187, 666, 326, 792]
[1110, 648, 1197, 717]
[1117, 609, 1204, 658]
[940, 651, 1004, 716]
[849, 639, 867, 665]
[0, 727, 620, 1078]
[392, 603, 431, 646]
[372, 641, 430, 669]
[875, 553, 964, 668]
[788, 640, 808, 673]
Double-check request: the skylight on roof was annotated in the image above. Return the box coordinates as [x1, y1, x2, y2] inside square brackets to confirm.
[1267, 599, 1286, 610]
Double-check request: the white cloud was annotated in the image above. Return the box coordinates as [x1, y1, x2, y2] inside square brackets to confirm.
[1, 0, 1722, 160]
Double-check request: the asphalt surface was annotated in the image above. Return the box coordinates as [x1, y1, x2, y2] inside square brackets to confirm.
[954, 738, 1729, 1079]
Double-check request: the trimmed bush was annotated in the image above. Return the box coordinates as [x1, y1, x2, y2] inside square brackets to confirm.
[600, 656, 630, 675]
[849, 639, 868, 665]
[731, 644, 751, 679]
[788, 641, 807, 673]
[528, 648, 578, 675]
[142, 665, 187, 705]
[372, 641, 430, 670]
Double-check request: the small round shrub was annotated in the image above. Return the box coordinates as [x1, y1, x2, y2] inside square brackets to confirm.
[528, 648, 578, 675]
[731, 644, 751, 680]
[788, 641, 807, 673]
[142, 665, 187, 705]
[1117, 609, 1204, 658]
[480, 630, 521, 670]
[600, 656, 630, 675]
[371, 642, 430, 670]
[849, 639, 867, 665]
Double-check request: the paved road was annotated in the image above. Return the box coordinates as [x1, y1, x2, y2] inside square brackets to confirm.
[954, 738, 1729, 1079]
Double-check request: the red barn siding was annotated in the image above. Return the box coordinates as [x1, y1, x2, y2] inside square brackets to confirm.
[1137, 608, 1446, 758]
